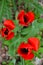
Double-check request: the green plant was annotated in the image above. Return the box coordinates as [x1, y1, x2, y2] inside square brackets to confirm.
[0, 0, 43, 65]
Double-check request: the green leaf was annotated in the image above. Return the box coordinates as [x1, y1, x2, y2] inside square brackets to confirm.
[8, 34, 22, 56]
[29, 0, 43, 13]
[38, 18, 43, 23]
[14, 20, 23, 35]
[28, 62, 34, 65]
[9, 61, 14, 65]
[9, 43, 15, 56]
[21, 26, 32, 35]
[25, 60, 34, 65]
[40, 40, 43, 47]
[21, 20, 39, 37]
[11, 0, 17, 12]
[0, 0, 12, 22]
[4, 40, 11, 46]
[2, 62, 6, 65]
[21, 19, 43, 40]
[38, 47, 43, 53]
[0, 0, 5, 22]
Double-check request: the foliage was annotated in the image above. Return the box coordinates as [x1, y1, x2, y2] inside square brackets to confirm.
[0, 0, 43, 65]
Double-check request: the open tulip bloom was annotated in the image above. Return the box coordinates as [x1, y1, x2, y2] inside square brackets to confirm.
[17, 42, 34, 60]
[1, 20, 15, 40]
[18, 10, 35, 26]
[17, 37, 40, 60]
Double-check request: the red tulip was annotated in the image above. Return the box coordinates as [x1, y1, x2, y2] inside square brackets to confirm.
[17, 42, 34, 60]
[1, 27, 14, 40]
[28, 37, 40, 51]
[18, 10, 35, 26]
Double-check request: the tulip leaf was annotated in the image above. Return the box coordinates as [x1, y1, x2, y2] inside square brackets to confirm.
[38, 47, 43, 53]
[21, 20, 39, 36]
[21, 19, 43, 40]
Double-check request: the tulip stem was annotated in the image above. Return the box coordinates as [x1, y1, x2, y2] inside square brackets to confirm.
[22, 59, 25, 65]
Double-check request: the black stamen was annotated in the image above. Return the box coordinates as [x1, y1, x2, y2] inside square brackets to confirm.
[23, 26, 28, 28]
[21, 48, 28, 54]
[24, 16, 28, 23]
[4, 29, 9, 35]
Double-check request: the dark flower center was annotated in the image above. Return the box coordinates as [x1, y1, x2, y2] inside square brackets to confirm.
[21, 48, 28, 54]
[4, 29, 9, 35]
[24, 15, 28, 23]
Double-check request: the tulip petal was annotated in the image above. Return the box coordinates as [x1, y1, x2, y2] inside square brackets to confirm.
[21, 53, 34, 60]
[28, 37, 40, 51]
[27, 11, 35, 23]
[18, 10, 24, 19]
[4, 20, 15, 30]
[6, 32, 14, 40]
